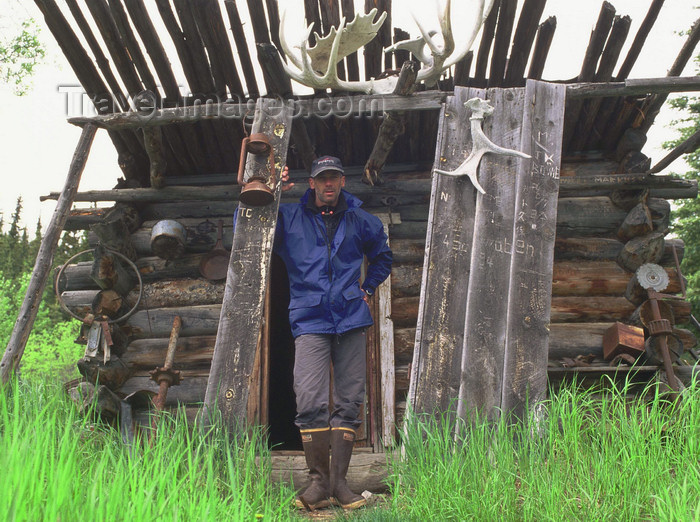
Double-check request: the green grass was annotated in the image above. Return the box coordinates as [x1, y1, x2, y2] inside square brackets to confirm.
[383, 377, 700, 521]
[0, 380, 297, 521]
[1, 376, 699, 521]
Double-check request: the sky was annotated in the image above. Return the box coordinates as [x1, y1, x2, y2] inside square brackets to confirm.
[0, 0, 697, 234]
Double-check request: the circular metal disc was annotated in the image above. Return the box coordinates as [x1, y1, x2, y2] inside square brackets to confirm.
[636, 263, 670, 292]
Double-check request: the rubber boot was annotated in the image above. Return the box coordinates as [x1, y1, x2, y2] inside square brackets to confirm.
[330, 427, 366, 509]
[295, 428, 331, 510]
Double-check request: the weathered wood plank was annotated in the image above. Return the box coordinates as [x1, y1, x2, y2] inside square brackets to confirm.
[408, 87, 482, 418]
[203, 98, 294, 431]
[377, 220, 396, 446]
[501, 80, 566, 420]
[458, 87, 523, 423]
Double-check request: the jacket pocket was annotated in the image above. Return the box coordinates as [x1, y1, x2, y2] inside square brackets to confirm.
[288, 293, 324, 310]
[342, 285, 364, 302]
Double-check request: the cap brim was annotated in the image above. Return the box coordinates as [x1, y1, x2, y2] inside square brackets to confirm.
[310, 167, 344, 178]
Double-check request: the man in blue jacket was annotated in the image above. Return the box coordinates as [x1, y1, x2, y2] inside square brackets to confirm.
[275, 156, 392, 510]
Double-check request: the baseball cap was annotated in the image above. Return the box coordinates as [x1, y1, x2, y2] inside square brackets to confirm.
[310, 155, 344, 178]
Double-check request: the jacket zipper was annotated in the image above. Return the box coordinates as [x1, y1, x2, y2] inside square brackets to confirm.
[313, 214, 333, 282]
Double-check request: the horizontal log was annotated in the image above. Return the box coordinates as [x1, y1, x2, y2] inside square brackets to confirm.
[124, 305, 221, 338]
[119, 374, 208, 406]
[391, 297, 419, 327]
[124, 279, 224, 309]
[62, 279, 227, 313]
[565, 76, 700, 99]
[121, 335, 215, 370]
[395, 323, 697, 366]
[555, 237, 624, 260]
[390, 260, 683, 299]
[556, 197, 669, 238]
[389, 238, 427, 264]
[51, 170, 693, 206]
[65, 78, 700, 131]
[394, 327, 415, 365]
[558, 174, 697, 199]
[392, 295, 690, 329]
[552, 260, 682, 296]
[391, 264, 423, 298]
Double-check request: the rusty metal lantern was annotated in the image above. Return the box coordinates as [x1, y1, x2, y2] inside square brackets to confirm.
[237, 133, 276, 206]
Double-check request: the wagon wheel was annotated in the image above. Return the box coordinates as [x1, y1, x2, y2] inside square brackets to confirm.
[644, 334, 684, 366]
[54, 248, 143, 324]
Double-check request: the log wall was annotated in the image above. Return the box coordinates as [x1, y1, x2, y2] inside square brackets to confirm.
[60, 163, 697, 427]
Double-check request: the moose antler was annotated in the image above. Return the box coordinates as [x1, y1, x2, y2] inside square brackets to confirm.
[279, 9, 392, 94]
[279, 0, 496, 94]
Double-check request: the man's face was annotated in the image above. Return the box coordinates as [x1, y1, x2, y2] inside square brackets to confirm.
[310, 171, 345, 207]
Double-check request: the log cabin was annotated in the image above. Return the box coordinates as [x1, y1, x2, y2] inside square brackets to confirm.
[3, 0, 700, 491]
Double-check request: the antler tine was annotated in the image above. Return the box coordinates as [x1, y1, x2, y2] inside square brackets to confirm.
[443, 0, 495, 69]
[278, 8, 304, 70]
[439, 0, 455, 57]
[318, 17, 346, 86]
[411, 5, 441, 58]
[369, 8, 388, 33]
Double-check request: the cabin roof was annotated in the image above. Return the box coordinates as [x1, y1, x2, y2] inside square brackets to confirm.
[34, 0, 700, 189]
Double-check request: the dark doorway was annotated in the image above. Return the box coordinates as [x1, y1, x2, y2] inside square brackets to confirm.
[266, 253, 301, 450]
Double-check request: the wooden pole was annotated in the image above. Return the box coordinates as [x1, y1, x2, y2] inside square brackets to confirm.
[1, 124, 97, 385]
[648, 128, 700, 174]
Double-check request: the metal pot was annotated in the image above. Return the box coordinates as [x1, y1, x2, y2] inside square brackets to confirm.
[150, 220, 187, 260]
[199, 220, 230, 281]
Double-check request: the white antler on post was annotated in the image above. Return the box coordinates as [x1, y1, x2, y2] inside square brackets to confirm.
[434, 98, 531, 194]
[279, 0, 495, 94]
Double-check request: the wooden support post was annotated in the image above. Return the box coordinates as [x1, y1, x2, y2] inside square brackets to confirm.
[408, 87, 482, 419]
[203, 99, 294, 431]
[376, 213, 399, 446]
[364, 61, 418, 185]
[500, 80, 566, 420]
[1, 124, 97, 385]
[143, 126, 167, 188]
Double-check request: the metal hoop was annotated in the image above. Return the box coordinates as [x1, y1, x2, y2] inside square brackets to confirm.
[54, 248, 144, 324]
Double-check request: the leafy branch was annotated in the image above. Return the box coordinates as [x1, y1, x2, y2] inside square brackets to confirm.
[0, 19, 46, 95]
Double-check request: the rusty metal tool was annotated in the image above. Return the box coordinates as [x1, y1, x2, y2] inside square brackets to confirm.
[637, 264, 680, 394]
[150, 316, 183, 410]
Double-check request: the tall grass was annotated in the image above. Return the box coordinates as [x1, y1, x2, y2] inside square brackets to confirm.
[383, 376, 700, 521]
[2, 376, 698, 521]
[0, 380, 297, 521]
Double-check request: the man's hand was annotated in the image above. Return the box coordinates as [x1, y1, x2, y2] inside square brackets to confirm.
[281, 166, 294, 192]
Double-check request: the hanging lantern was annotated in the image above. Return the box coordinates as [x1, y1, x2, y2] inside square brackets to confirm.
[237, 133, 276, 206]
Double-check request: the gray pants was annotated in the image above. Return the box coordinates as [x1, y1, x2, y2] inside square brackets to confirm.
[293, 328, 366, 430]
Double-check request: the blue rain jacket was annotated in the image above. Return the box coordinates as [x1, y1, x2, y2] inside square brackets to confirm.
[274, 189, 392, 337]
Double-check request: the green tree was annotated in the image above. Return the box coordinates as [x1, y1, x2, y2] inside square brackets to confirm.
[0, 18, 46, 95]
[667, 55, 700, 324]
